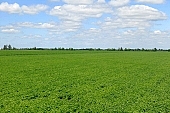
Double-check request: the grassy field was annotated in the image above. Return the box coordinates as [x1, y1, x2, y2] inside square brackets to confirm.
[0, 50, 170, 112]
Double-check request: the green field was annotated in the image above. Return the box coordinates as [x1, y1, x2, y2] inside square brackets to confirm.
[0, 50, 170, 112]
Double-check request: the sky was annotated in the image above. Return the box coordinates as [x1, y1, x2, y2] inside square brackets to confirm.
[0, 0, 170, 49]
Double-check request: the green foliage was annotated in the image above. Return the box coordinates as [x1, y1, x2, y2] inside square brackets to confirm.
[2, 44, 12, 50]
[0, 50, 170, 112]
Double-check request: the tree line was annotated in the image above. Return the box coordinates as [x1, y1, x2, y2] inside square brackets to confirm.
[2, 44, 17, 50]
[1, 44, 170, 52]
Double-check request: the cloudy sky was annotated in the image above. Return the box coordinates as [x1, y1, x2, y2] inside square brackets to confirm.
[0, 0, 170, 49]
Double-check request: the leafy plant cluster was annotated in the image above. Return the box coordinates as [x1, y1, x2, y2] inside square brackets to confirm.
[0, 51, 170, 112]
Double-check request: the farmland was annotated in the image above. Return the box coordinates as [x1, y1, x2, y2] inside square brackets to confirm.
[0, 50, 170, 112]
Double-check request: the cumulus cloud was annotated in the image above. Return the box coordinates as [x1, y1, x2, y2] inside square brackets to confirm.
[58, 21, 81, 32]
[17, 21, 80, 33]
[0, 2, 21, 13]
[99, 5, 167, 30]
[154, 30, 162, 35]
[117, 5, 167, 21]
[21, 5, 48, 14]
[97, 0, 106, 3]
[101, 18, 150, 30]
[17, 22, 57, 29]
[0, 2, 48, 14]
[0, 25, 20, 33]
[49, 3, 112, 32]
[62, 0, 94, 5]
[50, 4, 111, 20]
[136, 0, 165, 4]
[109, 0, 130, 7]
[1, 29, 20, 33]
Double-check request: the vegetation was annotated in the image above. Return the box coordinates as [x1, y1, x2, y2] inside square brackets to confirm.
[0, 50, 170, 112]
[1, 44, 170, 51]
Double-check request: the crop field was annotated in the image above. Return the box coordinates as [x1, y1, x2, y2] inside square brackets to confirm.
[0, 50, 170, 112]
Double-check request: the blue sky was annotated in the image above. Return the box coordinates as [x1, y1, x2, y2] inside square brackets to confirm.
[0, 0, 170, 49]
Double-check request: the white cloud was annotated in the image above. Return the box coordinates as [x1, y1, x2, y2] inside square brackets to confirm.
[1, 29, 20, 33]
[99, 5, 167, 31]
[49, 3, 112, 32]
[49, 4, 112, 23]
[154, 30, 162, 34]
[109, 0, 130, 7]
[22, 34, 42, 39]
[72, 28, 170, 48]
[37, 23, 56, 29]
[17, 21, 80, 33]
[100, 18, 151, 30]
[17, 22, 34, 27]
[136, 0, 165, 4]
[0, 25, 20, 33]
[18, 22, 57, 29]
[62, 0, 94, 5]
[0, 2, 21, 13]
[0, 25, 19, 29]
[21, 5, 48, 14]
[117, 5, 167, 21]
[97, 0, 106, 3]
[0, 2, 48, 14]
[59, 21, 81, 31]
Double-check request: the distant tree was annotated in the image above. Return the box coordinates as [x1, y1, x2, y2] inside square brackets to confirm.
[153, 48, 157, 51]
[124, 48, 128, 51]
[118, 47, 123, 51]
[8, 44, 12, 50]
[89, 48, 94, 51]
[106, 48, 110, 51]
[68, 48, 74, 50]
[113, 48, 116, 51]
[33, 47, 36, 50]
[96, 48, 101, 51]
[136, 48, 140, 51]
[13, 47, 17, 50]
[3, 45, 8, 50]
[58, 47, 65, 50]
